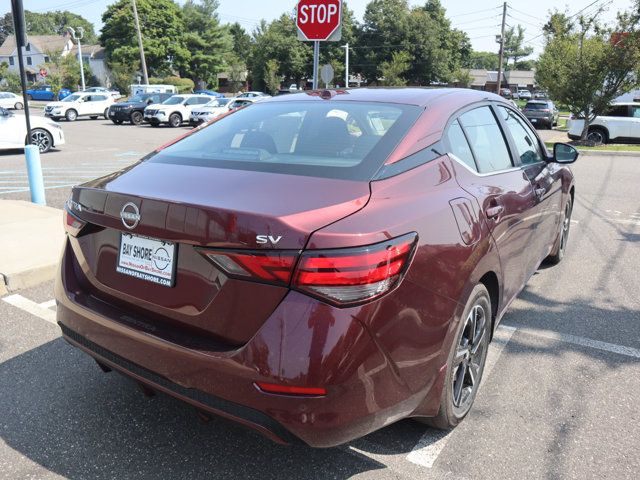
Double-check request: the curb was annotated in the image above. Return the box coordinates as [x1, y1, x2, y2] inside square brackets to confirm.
[577, 149, 640, 157]
[2, 263, 58, 295]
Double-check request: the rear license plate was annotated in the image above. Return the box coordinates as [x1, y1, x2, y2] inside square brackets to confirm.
[117, 233, 176, 287]
[531, 118, 537, 122]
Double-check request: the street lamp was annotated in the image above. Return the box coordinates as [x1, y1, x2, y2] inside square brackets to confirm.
[342, 43, 349, 88]
[67, 26, 86, 91]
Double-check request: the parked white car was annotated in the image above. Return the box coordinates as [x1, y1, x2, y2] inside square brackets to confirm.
[517, 89, 532, 100]
[189, 98, 231, 126]
[144, 94, 211, 127]
[83, 86, 122, 100]
[568, 102, 640, 143]
[227, 97, 265, 110]
[236, 91, 271, 99]
[0, 92, 24, 110]
[0, 106, 65, 153]
[44, 92, 115, 122]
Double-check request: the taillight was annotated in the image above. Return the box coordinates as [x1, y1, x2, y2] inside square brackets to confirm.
[294, 233, 417, 306]
[199, 233, 418, 306]
[63, 208, 86, 237]
[202, 250, 297, 286]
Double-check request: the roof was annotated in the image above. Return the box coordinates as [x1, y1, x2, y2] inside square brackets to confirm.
[69, 44, 105, 59]
[266, 87, 504, 107]
[0, 35, 71, 56]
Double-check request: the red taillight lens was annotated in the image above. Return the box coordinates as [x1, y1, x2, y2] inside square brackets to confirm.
[294, 233, 417, 306]
[199, 233, 417, 306]
[63, 208, 86, 237]
[202, 250, 297, 286]
[255, 382, 327, 396]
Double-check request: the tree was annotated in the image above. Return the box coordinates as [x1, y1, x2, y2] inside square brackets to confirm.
[503, 25, 534, 68]
[0, 10, 97, 45]
[101, 0, 188, 77]
[264, 59, 281, 94]
[108, 61, 139, 94]
[465, 51, 499, 70]
[380, 51, 411, 86]
[179, 0, 232, 89]
[536, 6, 640, 141]
[228, 22, 252, 58]
[249, 14, 312, 91]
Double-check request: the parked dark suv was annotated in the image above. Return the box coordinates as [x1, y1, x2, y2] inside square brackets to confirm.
[108, 93, 174, 125]
[522, 100, 559, 129]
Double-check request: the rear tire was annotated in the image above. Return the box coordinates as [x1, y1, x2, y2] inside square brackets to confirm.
[130, 111, 143, 125]
[104, 108, 109, 119]
[546, 196, 572, 265]
[420, 284, 491, 430]
[14, 102, 23, 110]
[587, 127, 608, 144]
[169, 113, 182, 128]
[65, 109, 78, 122]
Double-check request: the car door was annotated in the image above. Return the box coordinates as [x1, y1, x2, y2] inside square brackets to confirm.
[628, 104, 640, 140]
[93, 95, 110, 115]
[445, 104, 539, 307]
[75, 94, 91, 115]
[0, 107, 15, 147]
[599, 104, 630, 140]
[496, 104, 563, 269]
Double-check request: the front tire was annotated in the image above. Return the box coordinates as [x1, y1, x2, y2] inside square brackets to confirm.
[104, 108, 109, 119]
[29, 128, 53, 153]
[14, 102, 23, 110]
[587, 127, 608, 144]
[546, 197, 572, 265]
[424, 284, 491, 430]
[65, 109, 78, 122]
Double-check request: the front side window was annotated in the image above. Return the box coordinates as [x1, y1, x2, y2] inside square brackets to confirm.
[149, 101, 420, 181]
[458, 106, 512, 173]
[163, 96, 184, 105]
[497, 106, 544, 165]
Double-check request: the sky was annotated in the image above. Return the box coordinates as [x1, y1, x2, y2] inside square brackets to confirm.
[9, 0, 636, 58]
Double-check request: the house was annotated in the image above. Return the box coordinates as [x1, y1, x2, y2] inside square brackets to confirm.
[0, 33, 109, 87]
[0, 34, 74, 82]
[453, 69, 536, 93]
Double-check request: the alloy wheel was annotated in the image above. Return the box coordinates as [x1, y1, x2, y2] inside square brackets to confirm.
[587, 130, 605, 144]
[559, 201, 572, 254]
[31, 129, 52, 153]
[452, 304, 487, 412]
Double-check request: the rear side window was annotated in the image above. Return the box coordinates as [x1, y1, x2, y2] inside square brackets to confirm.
[604, 105, 629, 117]
[445, 120, 476, 170]
[150, 101, 421, 181]
[458, 106, 513, 173]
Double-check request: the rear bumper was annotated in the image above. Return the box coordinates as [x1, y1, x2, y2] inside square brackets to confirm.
[55, 239, 442, 447]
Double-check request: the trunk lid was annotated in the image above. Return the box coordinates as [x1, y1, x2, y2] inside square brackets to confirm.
[68, 161, 370, 345]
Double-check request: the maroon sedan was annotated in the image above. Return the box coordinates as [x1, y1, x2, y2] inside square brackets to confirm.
[56, 88, 577, 447]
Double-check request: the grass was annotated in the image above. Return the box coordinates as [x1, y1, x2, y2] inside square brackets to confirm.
[544, 141, 640, 152]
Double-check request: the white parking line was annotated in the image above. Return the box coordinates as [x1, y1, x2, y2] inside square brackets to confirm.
[39, 299, 57, 309]
[2, 294, 57, 324]
[406, 325, 516, 468]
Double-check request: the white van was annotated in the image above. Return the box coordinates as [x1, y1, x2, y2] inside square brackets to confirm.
[129, 84, 178, 96]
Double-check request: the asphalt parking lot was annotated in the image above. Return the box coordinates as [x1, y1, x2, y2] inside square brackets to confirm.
[1, 117, 639, 479]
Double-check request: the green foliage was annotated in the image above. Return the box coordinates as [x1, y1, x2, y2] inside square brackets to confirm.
[355, 0, 470, 85]
[0, 10, 97, 45]
[226, 55, 247, 93]
[536, 6, 640, 140]
[263, 59, 281, 95]
[465, 51, 499, 70]
[503, 25, 534, 67]
[161, 75, 195, 93]
[380, 51, 411, 86]
[109, 61, 139, 94]
[178, 0, 232, 89]
[101, 0, 187, 77]
[1, 71, 22, 93]
[249, 14, 312, 91]
[228, 23, 252, 58]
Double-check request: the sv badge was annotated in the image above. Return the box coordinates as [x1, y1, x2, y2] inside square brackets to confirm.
[256, 235, 283, 245]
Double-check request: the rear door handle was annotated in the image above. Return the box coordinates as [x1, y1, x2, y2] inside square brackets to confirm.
[486, 205, 504, 219]
[535, 187, 546, 199]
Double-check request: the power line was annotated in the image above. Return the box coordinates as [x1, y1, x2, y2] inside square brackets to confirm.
[449, 7, 502, 18]
[452, 15, 501, 27]
[506, 6, 545, 22]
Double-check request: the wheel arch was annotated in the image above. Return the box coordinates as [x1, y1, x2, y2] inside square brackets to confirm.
[478, 271, 500, 335]
[588, 124, 609, 141]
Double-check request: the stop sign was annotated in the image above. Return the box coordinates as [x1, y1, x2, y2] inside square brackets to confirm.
[297, 0, 342, 41]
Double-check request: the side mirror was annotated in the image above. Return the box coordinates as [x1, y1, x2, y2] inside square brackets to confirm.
[553, 143, 579, 164]
[147, 98, 153, 104]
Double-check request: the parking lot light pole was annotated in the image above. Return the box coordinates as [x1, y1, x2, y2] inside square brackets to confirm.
[68, 26, 85, 91]
[342, 43, 349, 88]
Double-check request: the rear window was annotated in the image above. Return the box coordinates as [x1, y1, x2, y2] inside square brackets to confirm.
[524, 102, 550, 110]
[149, 101, 421, 180]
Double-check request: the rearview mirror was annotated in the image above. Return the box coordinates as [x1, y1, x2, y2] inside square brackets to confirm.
[553, 143, 578, 164]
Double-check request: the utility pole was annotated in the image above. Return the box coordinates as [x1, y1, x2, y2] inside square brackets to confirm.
[132, 0, 149, 85]
[342, 43, 349, 88]
[496, 1, 507, 95]
[68, 26, 85, 91]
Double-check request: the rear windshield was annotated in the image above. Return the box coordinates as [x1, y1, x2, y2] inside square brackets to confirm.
[525, 102, 550, 110]
[148, 101, 422, 180]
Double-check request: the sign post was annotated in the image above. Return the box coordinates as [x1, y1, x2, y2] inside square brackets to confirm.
[10, 0, 31, 141]
[296, 0, 342, 89]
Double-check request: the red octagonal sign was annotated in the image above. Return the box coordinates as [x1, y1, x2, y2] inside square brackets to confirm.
[297, 0, 342, 41]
